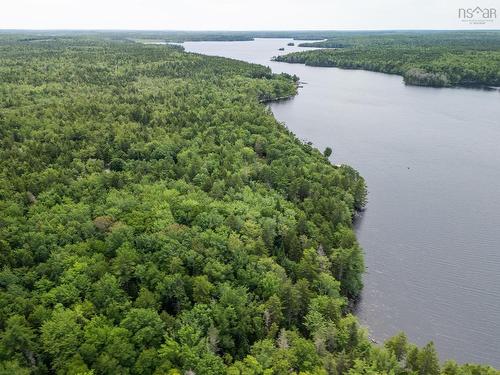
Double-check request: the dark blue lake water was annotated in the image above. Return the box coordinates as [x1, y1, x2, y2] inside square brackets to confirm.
[183, 38, 500, 367]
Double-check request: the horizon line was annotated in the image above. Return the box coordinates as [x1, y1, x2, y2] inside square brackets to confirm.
[1, 28, 500, 32]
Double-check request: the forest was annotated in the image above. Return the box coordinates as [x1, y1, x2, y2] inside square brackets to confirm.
[275, 31, 500, 87]
[0, 30, 326, 44]
[0, 33, 498, 374]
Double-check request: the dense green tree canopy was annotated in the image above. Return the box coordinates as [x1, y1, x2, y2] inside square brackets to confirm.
[275, 31, 500, 87]
[0, 33, 497, 374]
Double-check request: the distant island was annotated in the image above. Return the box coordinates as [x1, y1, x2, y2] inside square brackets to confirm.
[274, 31, 500, 88]
[0, 30, 498, 374]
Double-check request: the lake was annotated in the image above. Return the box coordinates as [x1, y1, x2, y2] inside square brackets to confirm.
[182, 38, 500, 367]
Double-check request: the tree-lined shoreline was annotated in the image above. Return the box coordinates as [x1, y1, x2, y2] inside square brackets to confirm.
[0, 32, 498, 374]
[275, 32, 500, 88]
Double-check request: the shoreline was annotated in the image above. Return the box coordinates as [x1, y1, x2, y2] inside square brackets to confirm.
[272, 56, 499, 90]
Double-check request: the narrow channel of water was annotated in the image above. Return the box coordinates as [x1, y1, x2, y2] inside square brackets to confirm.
[183, 38, 500, 367]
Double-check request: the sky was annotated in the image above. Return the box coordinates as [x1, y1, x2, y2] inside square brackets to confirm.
[1, 0, 499, 30]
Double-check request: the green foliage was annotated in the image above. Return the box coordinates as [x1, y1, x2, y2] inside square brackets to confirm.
[276, 31, 500, 87]
[324, 147, 333, 158]
[0, 33, 495, 374]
